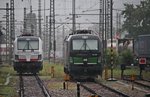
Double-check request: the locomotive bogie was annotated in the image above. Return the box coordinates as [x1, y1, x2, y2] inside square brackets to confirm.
[64, 64, 102, 79]
[13, 62, 43, 73]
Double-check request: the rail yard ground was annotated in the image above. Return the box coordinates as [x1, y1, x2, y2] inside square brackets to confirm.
[0, 61, 150, 97]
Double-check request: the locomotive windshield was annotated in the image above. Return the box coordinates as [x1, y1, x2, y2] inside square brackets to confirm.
[17, 39, 39, 50]
[72, 39, 98, 50]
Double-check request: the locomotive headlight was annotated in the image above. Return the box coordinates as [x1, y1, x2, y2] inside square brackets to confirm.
[69, 57, 73, 63]
[38, 55, 42, 60]
[83, 58, 87, 62]
[82, 36, 88, 39]
[98, 58, 101, 63]
[83, 58, 88, 64]
[15, 55, 19, 60]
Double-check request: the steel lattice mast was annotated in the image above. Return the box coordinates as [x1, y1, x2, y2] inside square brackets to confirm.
[23, 7, 27, 33]
[38, 0, 42, 38]
[49, 0, 55, 63]
[6, 3, 9, 62]
[9, 0, 15, 65]
[72, 0, 76, 33]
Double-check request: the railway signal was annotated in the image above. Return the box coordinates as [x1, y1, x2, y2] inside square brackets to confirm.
[139, 58, 146, 64]
[139, 58, 146, 79]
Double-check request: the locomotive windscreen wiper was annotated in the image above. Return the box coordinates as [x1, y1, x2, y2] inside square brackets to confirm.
[22, 41, 34, 51]
[29, 42, 34, 50]
[79, 41, 94, 51]
[79, 42, 85, 50]
[78, 42, 93, 56]
[23, 42, 28, 51]
[85, 42, 94, 54]
[86, 42, 92, 50]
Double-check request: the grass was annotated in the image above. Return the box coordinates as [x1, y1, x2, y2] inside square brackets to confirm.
[0, 64, 18, 97]
[0, 86, 17, 97]
[0, 61, 65, 97]
[102, 66, 150, 80]
[40, 61, 150, 81]
[39, 61, 64, 79]
[0, 64, 15, 84]
[0, 61, 150, 96]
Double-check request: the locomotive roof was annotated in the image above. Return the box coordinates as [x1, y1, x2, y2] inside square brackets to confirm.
[17, 35, 39, 38]
[17, 34, 40, 38]
[138, 34, 150, 37]
[15, 35, 41, 41]
[66, 34, 100, 41]
[17, 33, 41, 38]
[71, 30, 92, 34]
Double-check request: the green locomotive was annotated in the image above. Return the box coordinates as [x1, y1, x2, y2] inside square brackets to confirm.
[64, 30, 103, 79]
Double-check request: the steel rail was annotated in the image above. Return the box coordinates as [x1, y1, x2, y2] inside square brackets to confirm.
[124, 79, 150, 89]
[35, 75, 51, 97]
[96, 82, 130, 97]
[80, 83, 102, 97]
[19, 74, 24, 97]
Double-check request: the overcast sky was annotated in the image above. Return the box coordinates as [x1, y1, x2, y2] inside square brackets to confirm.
[0, 0, 143, 33]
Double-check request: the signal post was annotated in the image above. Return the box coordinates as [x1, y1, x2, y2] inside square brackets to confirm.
[139, 58, 146, 79]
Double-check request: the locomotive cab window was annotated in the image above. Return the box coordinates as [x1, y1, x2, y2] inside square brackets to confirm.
[72, 39, 98, 50]
[17, 39, 39, 50]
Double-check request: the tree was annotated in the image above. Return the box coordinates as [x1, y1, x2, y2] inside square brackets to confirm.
[122, 0, 150, 38]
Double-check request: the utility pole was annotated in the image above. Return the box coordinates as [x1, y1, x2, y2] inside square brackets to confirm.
[62, 25, 65, 64]
[0, 1, 14, 64]
[0, 4, 12, 64]
[110, 0, 114, 80]
[0, 21, 2, 64]
[108, 0, 116, 81]
[43, 0, 46, 58]
[29, 1, 33, 34]
[46, 16, 49, 59]
[23, 8, 27, 33]
[99, 0, 105, 65]
[116, 12, 121, 37]
[72, 0, 76, 33]
[38, 0, 42, 38]
[49, 0, 55, 63]
[9, 0, 15, 65]
[99, 0, 102, 37]
[6, 3, 9, 62]
[105, 0, 111, 39]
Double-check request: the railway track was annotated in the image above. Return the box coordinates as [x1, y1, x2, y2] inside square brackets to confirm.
[123, 78, 150, 89]
[72, 78, 150, 97]
[79, 81, 129, 97]
[43, 79, 130, 97]
[107, 80, 150, 97]
[19, 74, 51, 97]
[134, 80, 150, 89]
[19, 74, 24, 97]
[18, 75, 150, 97]
[35, 75, 51, 97]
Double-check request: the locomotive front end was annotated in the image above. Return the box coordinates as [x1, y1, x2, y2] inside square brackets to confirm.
[64, 32, 103, 79]
[13, 36, 43, 73]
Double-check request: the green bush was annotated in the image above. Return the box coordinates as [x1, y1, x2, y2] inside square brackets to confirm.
[119, 49, 134, 65]
[104, 48, 118, 67]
